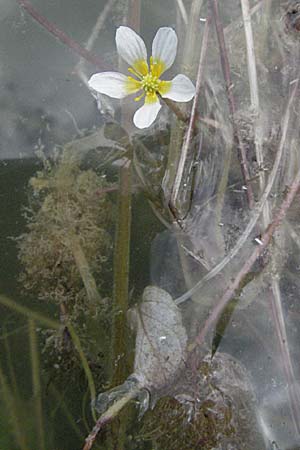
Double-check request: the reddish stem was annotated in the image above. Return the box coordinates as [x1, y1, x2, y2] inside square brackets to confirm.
[17, 0, 110, 71]
[192, 167, 300, 349]
[209, 0, 254, 208]
[83, 416, 111, 450]
[169, 14, 211, 219]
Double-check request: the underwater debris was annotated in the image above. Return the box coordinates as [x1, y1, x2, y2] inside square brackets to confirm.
[284, 1, 300, 36]
[139, 352, 265, 450]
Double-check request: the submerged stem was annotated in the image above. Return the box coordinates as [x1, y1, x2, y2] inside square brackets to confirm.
[241, 0, 300, 433]
[105, 4, 139, 450]
[162, 0, 204, 218]
[175, 81, 298, 305]
[28, 319, 45, 450]
[161, 97, 189, 123]
[209, 0, 254, 208]
[0, 295, 60, 329]
[191, 167, 300, 348]
[68, 234, 103, 306]
[110, 157, 132, 384]
[169, 14, 211, 219]
[75, 0, 116, 83]
[241, 0, 267, 198]
[0, 364, 30, 450]
[17, 0, 109, 71]
[67, 323, 97, 421]
[83, 387, 140, 450]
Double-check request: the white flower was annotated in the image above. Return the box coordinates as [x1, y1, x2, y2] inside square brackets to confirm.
[88, 26, 196, 129]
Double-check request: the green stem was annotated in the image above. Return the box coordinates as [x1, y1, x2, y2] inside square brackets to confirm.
[106, 4, 139, 449]
[69, 234, 103, 307]
[162, 0, 204, 216]
[67, 323, 97, 420]
[105, 116, 132, 450]
[0, 295, 60, 329]
[28, 319, 46, 450]
[110, 156, 132, 384]
[83, 387, 139, 450]
[0, 363, 30, 450]
[49, 384, 84, 440]
[3, 325, 19, 398]
[169, 14, 211, 219]
[182, 0, 204, 73]
[161, 97, 188, 123]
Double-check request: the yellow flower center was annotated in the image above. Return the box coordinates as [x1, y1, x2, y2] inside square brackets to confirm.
[141, 73, 160, 94]
[126, 57, 171, 104]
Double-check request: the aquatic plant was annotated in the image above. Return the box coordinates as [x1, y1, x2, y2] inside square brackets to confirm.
[139, 352, 264, 450]
[18, 146, 114, 315]
[7, 1, 300, 449]
[17, 144, 115, 392]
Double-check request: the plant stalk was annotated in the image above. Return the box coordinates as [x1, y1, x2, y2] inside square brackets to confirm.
[68, 234, 104, 306]
[241, 1, 300, 432]
[191, 166, 300, 349]
[17, 0, 109, 71]
[175, 80, 298, 304]
[83, 387, 140, 450]
[169, 14, 211, 219]
[209, 0, 254, 208]
[28, 319, 45, 450]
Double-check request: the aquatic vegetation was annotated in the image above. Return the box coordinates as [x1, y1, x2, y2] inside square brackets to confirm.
[17, 145, 115, 388]
[88, 26, 195, 128]
[140, 353, 264, 450]
[18, 147, 114, 314]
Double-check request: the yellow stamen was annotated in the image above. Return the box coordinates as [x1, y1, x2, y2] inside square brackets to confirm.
[127, 56, 169, 103]
[125, 76, 142, 94]
[134, 92, 145, 102]
[132, 59, 149, 77]
[128, 67, 142, 79]
[158, 80, 172, 96]
[150, 56, 166, 78]
[145, 92, 158, 104]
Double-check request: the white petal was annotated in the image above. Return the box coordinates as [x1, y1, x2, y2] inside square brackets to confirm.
[152, 27, 178, 72]
[133, 101, 162, 129]
[161, 74, 195, 102]
[116, 26, 147, 67]
[88, 72, 129, 99]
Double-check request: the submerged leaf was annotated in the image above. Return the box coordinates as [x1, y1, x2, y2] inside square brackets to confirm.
[133, 286, 187, 390]
[94, 286, 187, 419]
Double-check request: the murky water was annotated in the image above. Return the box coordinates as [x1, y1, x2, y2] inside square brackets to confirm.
[2, 1, 300, 449]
